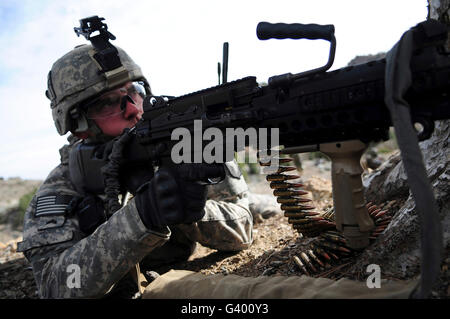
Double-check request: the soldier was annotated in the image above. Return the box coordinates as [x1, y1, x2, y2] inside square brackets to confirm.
[16, 32, 281, 297]
[16, 43, 250, 298]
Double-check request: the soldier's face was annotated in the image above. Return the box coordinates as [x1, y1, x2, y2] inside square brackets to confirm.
[88, 82, 144, 137]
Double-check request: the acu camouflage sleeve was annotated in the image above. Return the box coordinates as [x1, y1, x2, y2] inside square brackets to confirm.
[17, 140, 170, 298]
[175, 160, 253, 251]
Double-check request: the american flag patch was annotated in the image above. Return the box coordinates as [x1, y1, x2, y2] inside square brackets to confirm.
[35, 194, 73, 217]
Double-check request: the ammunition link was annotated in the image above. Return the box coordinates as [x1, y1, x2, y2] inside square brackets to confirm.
[259, 154, 393, 276]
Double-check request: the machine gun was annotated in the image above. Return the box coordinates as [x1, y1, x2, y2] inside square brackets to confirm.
[70, 18, 449, 297]
[129, 19, 448, 244]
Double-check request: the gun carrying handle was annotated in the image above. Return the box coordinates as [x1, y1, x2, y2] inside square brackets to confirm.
[257, 21, 336, 87]
[320, 140, 375, 250]
[257, 22, 335, 41]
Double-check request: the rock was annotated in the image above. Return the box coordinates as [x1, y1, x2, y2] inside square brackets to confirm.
[352, 120, 450, 279]
[221, 267, 229, 275]
[5, 238, 20, 253]
[347, 52, 386, 66]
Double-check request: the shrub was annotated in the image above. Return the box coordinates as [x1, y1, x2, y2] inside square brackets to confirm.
[13, 188, 37, 229]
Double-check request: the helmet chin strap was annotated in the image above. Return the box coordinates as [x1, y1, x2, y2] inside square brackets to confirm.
[84, 124, 114, 144]
[72, 110, 115, 144]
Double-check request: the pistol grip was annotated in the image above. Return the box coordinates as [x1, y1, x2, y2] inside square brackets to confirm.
[320, 140, 374, 250]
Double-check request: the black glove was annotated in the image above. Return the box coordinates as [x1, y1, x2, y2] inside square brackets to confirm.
[134, 163, 225, 230]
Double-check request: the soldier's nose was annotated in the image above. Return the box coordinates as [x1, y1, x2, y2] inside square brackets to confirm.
[122, 96, 139, 120]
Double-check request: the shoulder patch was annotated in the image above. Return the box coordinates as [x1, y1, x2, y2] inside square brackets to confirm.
[35, 194, 75, 217]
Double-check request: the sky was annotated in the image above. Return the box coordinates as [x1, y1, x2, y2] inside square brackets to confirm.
[0, 0, 429, 180]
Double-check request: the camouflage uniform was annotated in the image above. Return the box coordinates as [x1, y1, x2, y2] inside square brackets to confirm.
[20, 33, 277, 298]
[17, 136, 253, 298]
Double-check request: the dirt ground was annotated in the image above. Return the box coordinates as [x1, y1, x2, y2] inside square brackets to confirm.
[0, 156, 447, 299]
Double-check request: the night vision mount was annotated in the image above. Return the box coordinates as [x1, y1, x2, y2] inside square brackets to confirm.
[74, 16, 116, 41]
[74, 16, 122, 73]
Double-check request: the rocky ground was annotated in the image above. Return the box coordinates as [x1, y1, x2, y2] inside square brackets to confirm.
[0, 148, 448, 299]
[0, 178, 41, 298]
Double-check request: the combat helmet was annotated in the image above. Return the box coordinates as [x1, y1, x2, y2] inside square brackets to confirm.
[46, 16, 150, 136]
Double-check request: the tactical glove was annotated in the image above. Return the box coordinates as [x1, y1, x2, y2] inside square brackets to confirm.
[134, 163, 225, 230]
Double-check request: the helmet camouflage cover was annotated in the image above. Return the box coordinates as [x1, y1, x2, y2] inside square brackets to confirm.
[46, 44, 149, 135]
